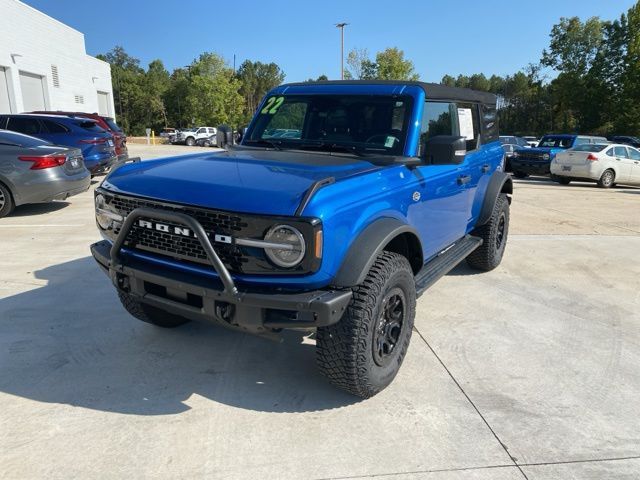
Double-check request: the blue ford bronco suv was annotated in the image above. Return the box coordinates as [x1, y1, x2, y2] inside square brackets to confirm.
[91, 81, 512, 398]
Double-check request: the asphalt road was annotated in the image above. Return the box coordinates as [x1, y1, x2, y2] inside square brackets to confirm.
[1, 144, 639, 479]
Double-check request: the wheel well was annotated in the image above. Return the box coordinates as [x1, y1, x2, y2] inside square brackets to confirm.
[0, 179, 15, 202]
[501, 177, 513, 202]
[383, 232, 423, 274]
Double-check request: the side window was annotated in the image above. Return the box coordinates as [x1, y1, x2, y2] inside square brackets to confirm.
[7, 117, 41, 135]
[196, 128, 204, 134]
[629, 148, 640, 160]
[420, 102, 456, 145]
[456, 103, 481, 151]
[614, 146, 629, 158]
[573, 137, 589, 146]
[208, 128, 215, 134]
[606, 148, 615, 157]
[41, 120, 69, 134]
[481, 104, 499, 144]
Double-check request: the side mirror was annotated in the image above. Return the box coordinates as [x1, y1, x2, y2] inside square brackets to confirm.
[423, 136, 467, 165]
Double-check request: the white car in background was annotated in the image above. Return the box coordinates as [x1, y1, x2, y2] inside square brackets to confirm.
[550, 143, 640, 188]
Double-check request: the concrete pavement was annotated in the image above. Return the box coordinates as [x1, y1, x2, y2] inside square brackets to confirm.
[1, 150, 639, 479]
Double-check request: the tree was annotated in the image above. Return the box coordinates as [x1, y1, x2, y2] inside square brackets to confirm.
[620, 3, 640, 133]
[346, 48, 370, 79]
[374, 48, 419, 81]
[237, 60, 285, 122]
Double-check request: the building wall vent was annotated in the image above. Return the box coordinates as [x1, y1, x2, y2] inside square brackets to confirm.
[51, 65, 60, 88]
[74, 95, 84, 104]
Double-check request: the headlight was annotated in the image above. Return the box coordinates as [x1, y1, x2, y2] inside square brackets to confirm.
[264, 225, 306, 268]
[543, 153, 550, 160]
[95, 193, 122, 230]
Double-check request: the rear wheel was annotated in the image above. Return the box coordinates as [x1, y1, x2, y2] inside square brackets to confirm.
[598, 169, 615, 188]
[0, 182, 15, 218]
[551, 175, 571, 185]
[118, 291, 190, 328]
[467, 194, 510, 271]
[513, 171, 528, 179]
[316, 252, 416, 398]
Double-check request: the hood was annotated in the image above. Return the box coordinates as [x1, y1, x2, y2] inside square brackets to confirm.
[103, 147, 383, 216]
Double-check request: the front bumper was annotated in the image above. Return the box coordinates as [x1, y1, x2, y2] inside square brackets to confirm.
[511, 159, 551, 175]
[90, 207, 351, 334]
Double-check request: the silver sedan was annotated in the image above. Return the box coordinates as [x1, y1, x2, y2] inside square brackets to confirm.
[0, 130, 91, 218]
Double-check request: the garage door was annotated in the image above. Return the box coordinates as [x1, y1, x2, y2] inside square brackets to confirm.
[19, 71, 46, 111]
[0, 67, 11, 113]
[97, 91, 111, 116]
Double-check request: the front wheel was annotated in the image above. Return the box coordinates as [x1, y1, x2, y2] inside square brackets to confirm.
[598, 169, 615, 188]
[466, 193, 510, 271]
[118, 291, 190, 328]
[185, 137, 196, 146]
[316, 252, 416, 398]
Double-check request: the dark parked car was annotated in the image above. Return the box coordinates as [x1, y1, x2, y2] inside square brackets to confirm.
[500, 136, 530, 172]
[0, 114, 117, 175]
[31, 111, 128, 162]
[0, 130, 90, 217]
[195, 135, 217, 147]
[611, 136, 640, 148]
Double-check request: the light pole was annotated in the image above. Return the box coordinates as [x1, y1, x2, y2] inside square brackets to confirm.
[335, 22, 349, 80]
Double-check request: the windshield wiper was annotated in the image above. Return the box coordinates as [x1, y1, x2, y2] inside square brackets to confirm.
[244, 139, 284, 150]
[297, 141, 374, 157]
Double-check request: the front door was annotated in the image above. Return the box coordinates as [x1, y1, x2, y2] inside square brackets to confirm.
[628, 147, 640, 185]
[409, 100, 472, 260]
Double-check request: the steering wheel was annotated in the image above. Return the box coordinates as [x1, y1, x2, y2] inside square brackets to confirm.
[365, 134, 400, 146]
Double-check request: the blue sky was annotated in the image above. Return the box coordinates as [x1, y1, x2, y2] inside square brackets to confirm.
[23, 0, 636, 82]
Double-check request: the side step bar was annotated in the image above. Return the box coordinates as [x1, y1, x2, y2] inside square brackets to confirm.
[415, 235, 483, 297]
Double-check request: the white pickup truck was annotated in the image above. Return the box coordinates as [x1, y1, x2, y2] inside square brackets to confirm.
[173, 127, 217, 146]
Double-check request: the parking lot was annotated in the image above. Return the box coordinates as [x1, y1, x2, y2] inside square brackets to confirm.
[1, 144, 639, 479]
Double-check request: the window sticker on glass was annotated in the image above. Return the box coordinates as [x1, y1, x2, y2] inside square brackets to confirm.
[385, 136, 396, 148]
[458, 108, 475, 140]
[261, 96, 285, 115]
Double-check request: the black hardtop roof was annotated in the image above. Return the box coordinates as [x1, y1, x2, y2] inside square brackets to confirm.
[282, 80, 497, 105]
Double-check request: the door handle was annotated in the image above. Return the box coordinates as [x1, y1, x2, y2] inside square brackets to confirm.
[457, 175, 472, 185]
[481, 164, 490, 173]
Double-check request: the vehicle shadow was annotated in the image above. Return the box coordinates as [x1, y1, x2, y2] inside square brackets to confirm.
[0, 257, 360, 416]
[10, 201, 70, 217]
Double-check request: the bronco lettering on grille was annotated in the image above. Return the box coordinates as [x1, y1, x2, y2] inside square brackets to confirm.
[138, 219, 195, 238]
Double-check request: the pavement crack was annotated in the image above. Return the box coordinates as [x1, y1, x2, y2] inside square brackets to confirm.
[414, 327, 529, 479]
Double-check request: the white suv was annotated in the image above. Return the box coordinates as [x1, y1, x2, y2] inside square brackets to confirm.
[551, 143, 640, 188]
[173, 127, 217, 146]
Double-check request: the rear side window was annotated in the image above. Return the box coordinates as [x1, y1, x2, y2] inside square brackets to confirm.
[481, 104, 499, 143]
[614, 146, 629, 158]
[41, 119, 69, 134]
[76, 120, 104, 133]
[571, 144, 607, 152]
[456, 103, 481, 151]
[7, 117, 42, 135]
[630, 148, 640, 160]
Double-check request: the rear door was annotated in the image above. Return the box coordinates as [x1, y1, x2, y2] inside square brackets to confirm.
[410, 101, 472, 258]
[627, 147, 640, 185]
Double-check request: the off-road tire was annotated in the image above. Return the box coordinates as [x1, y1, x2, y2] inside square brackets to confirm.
[117, 291, 190, 328]
[316, 252, 416, 398]
[513, 171, 528, 179]
[598, 169, 615, 188]
[467, 193, 510, 271]
[185, 137, 196, 146]
[0, 182, 15, 218]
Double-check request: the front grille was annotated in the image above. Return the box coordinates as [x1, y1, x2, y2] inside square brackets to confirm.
[517, 152, 546, 161]
[103, 193, 320, 276]
[110, 195, 250, 272]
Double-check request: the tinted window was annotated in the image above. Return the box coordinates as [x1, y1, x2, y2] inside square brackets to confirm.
[76, 120, 104, 133]
[606, 148, 615, 157]
[7, 117, 42, 135]
[539, 136, 574, 148]
[571, 144, 607, 152]
[0, 129, 50, 147]
[614, 146, 629, 158]
[103, 117, 122, 132]
[573, 137, 590, 146]
[41, 119, 69, 134]
[422, 102, 456, 141]
[481, 103, 499, 143]
[629, 148, 640, 160]
[500, 136, 515, 145]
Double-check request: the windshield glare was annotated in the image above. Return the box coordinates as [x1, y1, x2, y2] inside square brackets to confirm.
[571, 144, 607, 152]
[246, 94, 414, 156]
[539, 136, 574, 148]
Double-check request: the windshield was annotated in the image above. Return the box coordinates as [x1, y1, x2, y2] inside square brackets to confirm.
[245, 94, 414, 156]
[571, 144, 607, 152]
[539, 136, 574, 148]
[0, 129, 51, 147]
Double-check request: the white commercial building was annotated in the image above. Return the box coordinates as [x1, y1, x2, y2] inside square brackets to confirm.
[0, 0, 115, 117]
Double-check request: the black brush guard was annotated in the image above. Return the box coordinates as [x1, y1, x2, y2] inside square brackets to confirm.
[91, 207, 352, 335]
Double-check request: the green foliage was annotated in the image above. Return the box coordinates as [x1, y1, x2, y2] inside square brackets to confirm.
[345, 47, 418, 81]
[237, 60, 285, 123]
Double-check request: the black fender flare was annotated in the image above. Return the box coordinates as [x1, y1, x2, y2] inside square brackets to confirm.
[333, 218, 422, 287]
[476, 171, 513, 227]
